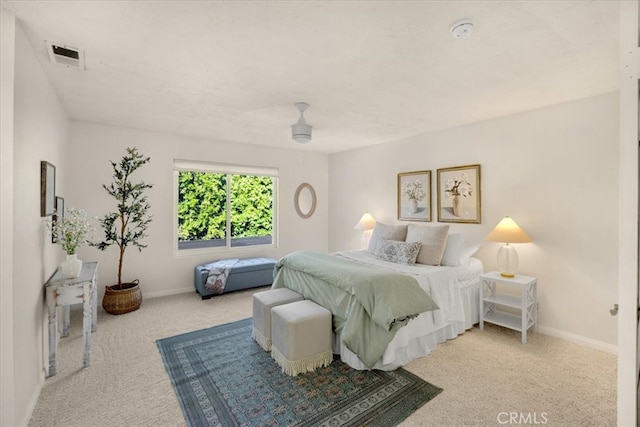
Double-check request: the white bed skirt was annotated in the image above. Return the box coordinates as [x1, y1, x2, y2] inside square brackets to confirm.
[335, 273, 480, 371]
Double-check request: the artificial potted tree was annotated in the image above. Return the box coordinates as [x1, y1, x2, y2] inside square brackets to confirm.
[94, 147, 153, 315]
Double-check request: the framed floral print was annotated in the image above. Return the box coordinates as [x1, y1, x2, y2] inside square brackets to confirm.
[437, 164, 481, 224]
[397, 170, 431, 222]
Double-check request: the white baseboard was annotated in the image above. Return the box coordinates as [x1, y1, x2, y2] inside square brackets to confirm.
[22, 371, 44, 427]
[537, 324, 617, 355]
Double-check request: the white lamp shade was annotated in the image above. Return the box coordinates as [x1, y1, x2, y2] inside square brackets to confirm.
[354, 212, 376, 230]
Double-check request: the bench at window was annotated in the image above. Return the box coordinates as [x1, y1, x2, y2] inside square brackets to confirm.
[194, 257, 277, 299]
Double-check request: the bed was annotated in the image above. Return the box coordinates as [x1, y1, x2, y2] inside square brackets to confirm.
[335, 250, 482, 370]
[271, 224, 483, 371]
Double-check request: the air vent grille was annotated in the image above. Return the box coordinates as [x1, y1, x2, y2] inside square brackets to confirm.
[45, 41, 85, 70]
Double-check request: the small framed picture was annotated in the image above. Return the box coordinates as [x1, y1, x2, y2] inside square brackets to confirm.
[52, 196, 64, 243]
[397, 170, 431, 222]
[437, 164, 481, 224]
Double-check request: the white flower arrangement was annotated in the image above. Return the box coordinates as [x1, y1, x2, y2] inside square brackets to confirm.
[402, 180, 426, 202]
[445, 174, 472, 198]
[50, 208, 94, 255]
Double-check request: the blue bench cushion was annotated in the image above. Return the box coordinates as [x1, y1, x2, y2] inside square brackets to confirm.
[194, 257, 277, 299]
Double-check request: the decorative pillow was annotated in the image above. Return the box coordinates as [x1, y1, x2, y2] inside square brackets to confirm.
[441, 233, 466, 266]
[367, 223, 408, 254]
[374, 240, 422, 265]
[405, 224, 450, 265]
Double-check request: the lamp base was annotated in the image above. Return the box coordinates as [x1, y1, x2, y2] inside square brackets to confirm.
[497, 243, 519, 278]
[361, 229, 373, 250]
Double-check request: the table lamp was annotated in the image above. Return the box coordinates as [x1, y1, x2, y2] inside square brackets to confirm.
[485, 216, 532, 278]
[354, 212, 376, 249]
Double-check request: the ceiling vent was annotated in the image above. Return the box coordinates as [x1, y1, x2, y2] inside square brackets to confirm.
[45, 41, 85, 70]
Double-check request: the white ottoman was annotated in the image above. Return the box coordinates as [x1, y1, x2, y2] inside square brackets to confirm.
[271, 300, 333, 376]
[252, 288, 303, 351]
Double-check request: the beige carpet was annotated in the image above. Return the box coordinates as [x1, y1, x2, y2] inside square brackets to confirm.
[29, 287, 616, 427]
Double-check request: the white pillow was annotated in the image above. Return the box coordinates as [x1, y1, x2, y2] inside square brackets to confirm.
[441, 233, 466, 266]
[367, 223, 408, 254]
[460, 242, 481, 265]
[374, 240, 421, 265]
[405, 224, 450, 265]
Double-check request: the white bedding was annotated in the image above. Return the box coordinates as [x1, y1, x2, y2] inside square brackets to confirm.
[333, 250, 483, 370]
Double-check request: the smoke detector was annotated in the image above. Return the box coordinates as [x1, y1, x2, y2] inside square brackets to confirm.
[45, 41, 85, 69]
[450, 20, 474, 39]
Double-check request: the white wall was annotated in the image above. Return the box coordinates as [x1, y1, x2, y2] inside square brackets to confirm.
[329, 92, 619, 349]
[66, 122, 329, 300]
[0, 8, 16, 426]
[3, 16, 71, 426]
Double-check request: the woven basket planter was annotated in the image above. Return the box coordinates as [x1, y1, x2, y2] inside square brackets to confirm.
[102, 280, 142, 315]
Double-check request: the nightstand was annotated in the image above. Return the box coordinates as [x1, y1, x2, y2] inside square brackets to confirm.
[479, 271, 537, 343]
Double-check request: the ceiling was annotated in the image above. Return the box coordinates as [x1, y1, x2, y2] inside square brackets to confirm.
[2, 1, 619, 154]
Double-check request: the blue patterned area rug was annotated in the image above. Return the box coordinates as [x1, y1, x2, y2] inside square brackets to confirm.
[157, 318, 442, 427]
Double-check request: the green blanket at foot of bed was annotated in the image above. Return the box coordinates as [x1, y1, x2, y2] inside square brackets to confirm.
[272, 250, 439, 368]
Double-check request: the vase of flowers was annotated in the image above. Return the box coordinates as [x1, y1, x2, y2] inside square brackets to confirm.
[445, 174, 472, 217]
[50, 207, 93, 278]
[402, 180, 426, 214]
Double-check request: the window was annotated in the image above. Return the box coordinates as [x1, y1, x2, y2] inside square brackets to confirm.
[174, 160, 278, 252]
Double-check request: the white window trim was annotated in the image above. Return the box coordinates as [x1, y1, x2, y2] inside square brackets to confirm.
[174, 159, 279, 177]
[173, 160, 279, 258]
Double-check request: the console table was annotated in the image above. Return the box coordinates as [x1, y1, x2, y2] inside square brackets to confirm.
[45, 261, 98, 377]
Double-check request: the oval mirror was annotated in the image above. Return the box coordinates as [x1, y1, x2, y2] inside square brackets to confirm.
[294, 183, 317, 219]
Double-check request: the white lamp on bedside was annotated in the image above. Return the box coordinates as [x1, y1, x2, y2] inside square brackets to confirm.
[354, 212, 376, 249]
[485, 216, 532, 278]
